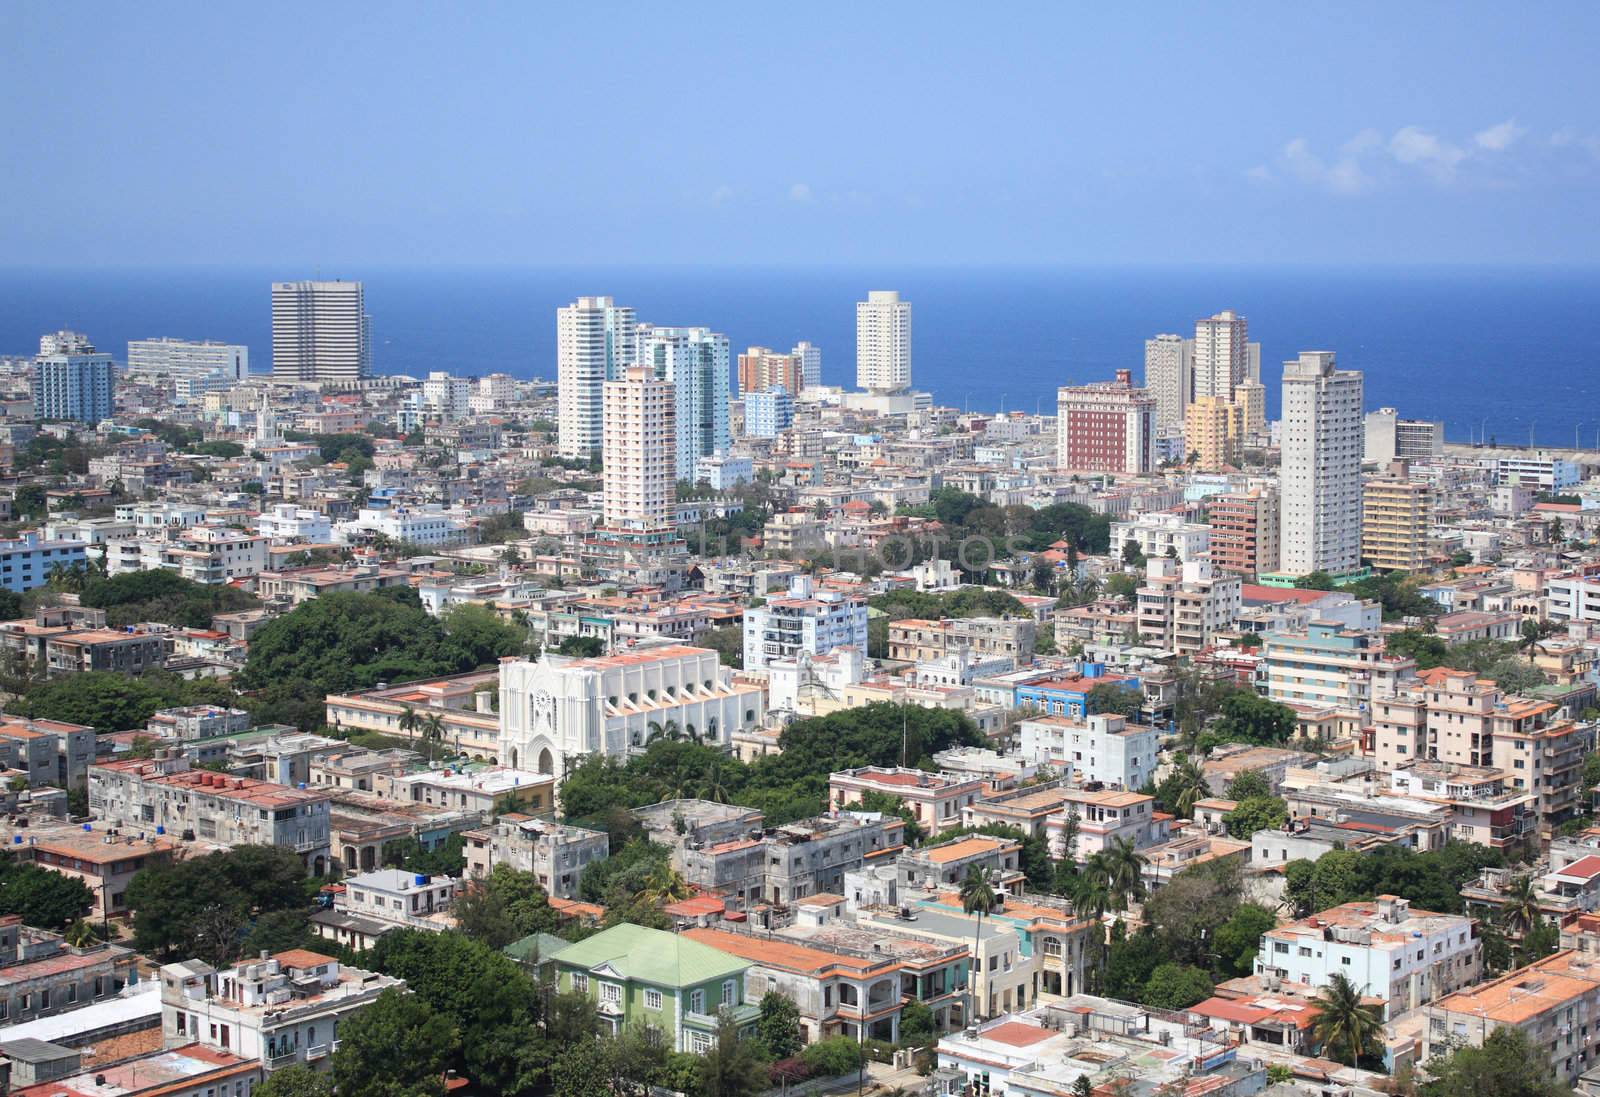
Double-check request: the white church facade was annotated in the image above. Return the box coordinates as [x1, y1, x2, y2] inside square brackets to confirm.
[497, 644, 766, 779]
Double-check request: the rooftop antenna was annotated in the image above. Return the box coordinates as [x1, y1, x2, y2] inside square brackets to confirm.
[901, 710, 908, 769]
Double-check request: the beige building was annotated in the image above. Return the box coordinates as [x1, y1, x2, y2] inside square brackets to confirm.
[886, 616, 1035, 666]
[1362, 465, 1434, 572]
[1183, 395, 1243, 470]
[1423, 951, 1600, 1084]
[601, 364, 675, 532]
[1368, 666, 1591, 837]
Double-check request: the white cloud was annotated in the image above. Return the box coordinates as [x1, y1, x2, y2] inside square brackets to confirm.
[788, 182, 813, 203]
[1281, 136, 1373, 195]
[1388, 126, 1466, 179]
[1244, 164, 1273, 183]
[1474, 119, 1525, 151]
[709, 184, 734, 205]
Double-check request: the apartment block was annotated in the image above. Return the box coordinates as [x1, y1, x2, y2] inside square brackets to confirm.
[0, 916, 138, 1026]
[1262, 622, 1415, 712]
[743, 574, 868, 671]
[1362, 466, 1435, 572]
[1206, 489, 1279, 578]
[1134, 557, 1241, 654]
[91, 756, 333, 874]
[828, 767, 984, 831]
[1056, 370, 1156, 475]
[886, 616, 1036, 665]
[1183, 395, 1243, 470]
[1109, 511, 1211, 563]
[1257, 895, 1479, 1015]
[1015, 713, 1158, 790]
[160, 950, 401, 1071]
[1423, 951, 1600, 1084]
[462, 815, 610, 899]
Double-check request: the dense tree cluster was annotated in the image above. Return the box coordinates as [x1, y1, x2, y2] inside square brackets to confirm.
[0, 856, 96, 928]
[16, 671, 240, 733]
[559, 703, 984, 827]
[125, 845, 313, 964]
[1282, 842, 1503, 917]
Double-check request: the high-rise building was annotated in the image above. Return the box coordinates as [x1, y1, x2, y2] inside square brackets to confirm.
[636, 325, 730, 479]
[1207, 488, 1280, 578]
[601, 365, 675, 532]
[1234, 379, 1266, 437]
[1143, 334, 1193, 434]
[127, 338, 248, 383]
[1183, 395, 1244, 470]
[793, 341, 822, 389]
[744, 387, 794, 438]
[1366, 408, 1445, 465]
[855, 291, 911, 393]
[1279, 351, 1364, 577]
[271, 280, 369, 384]
[737, 346, 802, 395]
[1193, 310, 1258, 401]
[557, 296, 637, 458]
[1362, 463, 1435, 572]
[32, 332, 114, 424]
[421, 371, 471, 421]
[1056, 369, 1156, 475]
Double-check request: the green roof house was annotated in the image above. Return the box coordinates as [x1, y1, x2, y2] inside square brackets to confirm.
[549, 923, 759, 1052]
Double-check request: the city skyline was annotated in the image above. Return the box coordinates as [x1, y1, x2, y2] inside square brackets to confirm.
[4, 4, 1599, 268]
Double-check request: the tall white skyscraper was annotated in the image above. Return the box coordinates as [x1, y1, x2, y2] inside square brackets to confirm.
[128, 338, 248, 382]
[602, 365, 676, 532]
[1279, 351, 1364, 577]
[1143, 334, 1194, 434]
[793, 341, 822, 389]
[1193, 309, 1250, 400]
[557, 296, 637, 458]
[635, 325, 731, 479]
[855, 290, 911, 393]
[271, 280, 369, 383]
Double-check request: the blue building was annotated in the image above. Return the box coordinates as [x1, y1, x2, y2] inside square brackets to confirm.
[1014, 663, 1141, 718]
[0, 532, 88, 593]
[33, 335, 115, 425]
[744, 385, 794, 438]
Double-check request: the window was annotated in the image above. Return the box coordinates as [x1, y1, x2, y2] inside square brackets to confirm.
[690, 1031, 712, 1054]
[601, 983, 622, 1006]
[645, 989, 662, 1010]
[722, 980, 736, 1007]
[690, 989, 705, 1014]
[573, 973, 588, 993]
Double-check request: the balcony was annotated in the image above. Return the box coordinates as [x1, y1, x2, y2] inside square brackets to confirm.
[305, 1044, 330, 1061]
[267, 1049, 301, 1068]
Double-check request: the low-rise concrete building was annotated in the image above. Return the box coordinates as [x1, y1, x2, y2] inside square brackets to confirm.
[462, 815, 609, 898]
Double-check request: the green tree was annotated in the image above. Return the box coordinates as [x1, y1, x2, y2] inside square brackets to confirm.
[442, 603, 527, 662]
[1085, 683, 1142, 718]
[697, 625, 744, 669]
[756, 989, 803, 1059]
[1500, 875, 1541, 938]
[254, 1066, 334, 1097]
[698, 1008, 771, 1097]
[800, 1036, 865, 1078]
[0, 862, 95, 929]
[899, 999, 936, 1045]
[556, 635, 606, 658]
[1213, 904, 1277, 979]
[1311, 971, 1382, 1068]
[1203, 691, 1296, 748]
[1223, 796, 1288, 839]
[1156, 757, 1210, 819]
[1141, 963, 1213, 1010]
[1224, 770, 1272, 801]
[1421, 1027, 1568, 1097]
[332, 988, 459, 1097]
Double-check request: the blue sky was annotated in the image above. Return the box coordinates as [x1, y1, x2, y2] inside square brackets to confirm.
[4, 2, 1597, 267]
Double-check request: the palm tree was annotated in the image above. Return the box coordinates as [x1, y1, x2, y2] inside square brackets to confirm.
[1311, 972, 1381, 1069]
[646, 719, 682, 745]
[398, 706, 421, 748]
[634, 864, 692, 907]
[1501, 874, 1542, 939]
[1102, 837, 1147, 912]
[420, 713, 445, 763]
[1520, 618, 1544, 664]
[1072, 864, 1111, 921]
[1166, 757, 1209, 820]
[959, 864, 997, 1022]
[63, 921, 98, 948]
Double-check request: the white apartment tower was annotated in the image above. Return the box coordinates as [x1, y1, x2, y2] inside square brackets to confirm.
[856, 290, 911, 393]
[557, 295, 638, 458]
[602, 365, 676, 531]
[1193, 309, 1258, 401]
[271, 280, 369, 383]
[1280, 351, 1365, 577]
[794, 341, 822, 389]
[637, 325, 731, 478]
[1143, 333, 1194, 433]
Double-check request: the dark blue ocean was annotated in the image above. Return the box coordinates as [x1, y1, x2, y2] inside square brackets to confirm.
[2, 265, 1597, 448]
